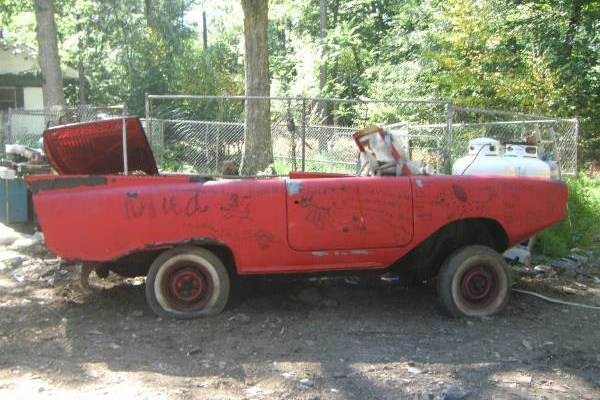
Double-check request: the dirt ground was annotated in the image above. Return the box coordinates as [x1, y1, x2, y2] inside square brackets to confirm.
[1, 238, 599, 400]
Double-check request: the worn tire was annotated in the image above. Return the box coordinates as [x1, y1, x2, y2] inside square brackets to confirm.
[437, 245, 511, 318]
[145, 246, 230, 319]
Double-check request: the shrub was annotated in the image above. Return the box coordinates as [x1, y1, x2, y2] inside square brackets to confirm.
[537, 175, 600, 258]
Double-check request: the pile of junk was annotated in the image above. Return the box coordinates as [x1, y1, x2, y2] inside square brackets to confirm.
[0, 144, 50, 224]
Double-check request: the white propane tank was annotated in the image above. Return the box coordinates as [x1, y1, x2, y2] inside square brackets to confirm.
[452, 138, 558, 179]
[504, 143, 552, 179]
[451, 138, 516, 176]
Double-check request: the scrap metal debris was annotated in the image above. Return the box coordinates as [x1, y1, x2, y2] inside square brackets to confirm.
[1, 144, 50, 178]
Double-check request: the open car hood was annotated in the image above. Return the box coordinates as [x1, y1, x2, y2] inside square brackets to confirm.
[43, 117, 158, 175]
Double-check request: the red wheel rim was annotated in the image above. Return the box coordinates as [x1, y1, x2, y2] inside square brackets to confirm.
[161, 262, 213, 310]
[170, 268, 205, 302]
[459, 264, 498, 308]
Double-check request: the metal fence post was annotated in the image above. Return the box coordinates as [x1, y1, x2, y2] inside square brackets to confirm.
[145, 92, 151, 143]
[216, 125, 220, 173]
[0, 110, 5, 158]
[301, 98, 306, 171]
[444, 101, 454, 174]
[287, 99, 297, 171]
[216, 98, 224, 173]
[205, 123, 209, 171]
[122, 104, 128, 174]
[7, 108, 12, 144]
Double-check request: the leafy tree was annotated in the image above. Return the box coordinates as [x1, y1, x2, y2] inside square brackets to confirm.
[2, 0, 597, 163]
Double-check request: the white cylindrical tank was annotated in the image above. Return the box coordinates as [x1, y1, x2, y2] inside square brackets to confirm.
[503, 144, 552, 179]
[452, 138, 516, 176]
[452, 138, 557, 179]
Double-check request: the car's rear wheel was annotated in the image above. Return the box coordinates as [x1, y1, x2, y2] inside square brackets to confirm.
[437, 245, 511, 318]
[145, 246, 230, 319]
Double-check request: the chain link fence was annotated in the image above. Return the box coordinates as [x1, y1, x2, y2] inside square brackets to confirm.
[450, 105, 578, 175]
[145, 95, 451, 175]
[0, 97, 577, 176]
[145, 95, 578, 176]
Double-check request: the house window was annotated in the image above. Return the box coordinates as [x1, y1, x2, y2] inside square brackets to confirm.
[0, 87, 17, 111]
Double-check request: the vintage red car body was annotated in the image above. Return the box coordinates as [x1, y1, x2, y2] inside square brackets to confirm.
[27, 172, 566, 273]
[25, 117, 568, 318]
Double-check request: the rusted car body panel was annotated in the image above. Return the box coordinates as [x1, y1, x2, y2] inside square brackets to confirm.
[26, 173, 567, 275]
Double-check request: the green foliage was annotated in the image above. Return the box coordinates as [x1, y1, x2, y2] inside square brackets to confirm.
[537, 175, 600, 258]
[295, 0, 598, 161]
[0, 0, 31, 26]
[2, 0, 244, 116]
[2, 0, 598, 162]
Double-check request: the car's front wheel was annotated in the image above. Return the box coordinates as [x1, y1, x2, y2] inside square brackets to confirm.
[145, 246, 230, 319]
[437, 245, 511, 318]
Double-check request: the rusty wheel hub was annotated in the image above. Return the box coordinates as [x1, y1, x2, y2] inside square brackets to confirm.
[460, 265, 497, 306]
[162, 264, 213, 310]
[170, 268, 205, 302]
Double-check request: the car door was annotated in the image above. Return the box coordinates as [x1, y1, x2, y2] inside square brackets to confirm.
[286, 176, 413, 251]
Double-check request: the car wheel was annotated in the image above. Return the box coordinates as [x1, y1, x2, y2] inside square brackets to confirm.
[437, 245, 511, 318]
[145, 246, 230, 319]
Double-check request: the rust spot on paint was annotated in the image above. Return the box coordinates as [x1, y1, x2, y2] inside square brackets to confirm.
[255, 230, 274, 250]
[452, 184, 468, 203]
[29, 176, 108, 194]
[140, 237, 223, 251]
[86, 237, 228, 262]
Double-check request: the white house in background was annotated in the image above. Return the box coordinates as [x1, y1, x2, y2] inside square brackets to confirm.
[1, 42, 78, 145]
[0, 42, 78, 111]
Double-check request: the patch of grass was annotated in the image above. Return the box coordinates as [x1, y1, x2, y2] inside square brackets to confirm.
[273, 155, 357, 175]
[537, 174, 600, 258]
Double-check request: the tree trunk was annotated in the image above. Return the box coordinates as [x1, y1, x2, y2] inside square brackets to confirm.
[317, 0, 330, 152]
[240, 0, 272, 175]
[144, 0, 154, 27]
[34, 0, 65, 108]
[563, 0, 582, 60]
[319, 0, 328, 95]
[202, 11, 208, 50]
